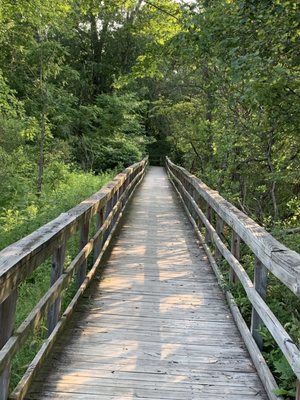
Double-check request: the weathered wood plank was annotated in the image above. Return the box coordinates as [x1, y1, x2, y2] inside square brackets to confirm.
[28, 381, 267, 397]
[27, 393, 267, 400]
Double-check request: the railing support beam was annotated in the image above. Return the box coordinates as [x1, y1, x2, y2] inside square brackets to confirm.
[47, 244, 66, 336]
[230, 231, 240, 284]
[251, 257, 268, 350]
[215, 216, 224, 261]
[205, 205, 213, 244]
[0, 289, 17, 400]
[77, 219, 90, 288]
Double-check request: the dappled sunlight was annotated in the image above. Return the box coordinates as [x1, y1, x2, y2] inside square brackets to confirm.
[28, 167, 267, 400]
[158, 254, 194, 266]
[162, 294, 203, 305]
[112, 245, 146, 255]
[160, 343, 182, 360]
[100, 274, 145, 290]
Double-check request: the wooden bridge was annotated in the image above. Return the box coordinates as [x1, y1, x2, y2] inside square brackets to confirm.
[1, 158, 300, 400]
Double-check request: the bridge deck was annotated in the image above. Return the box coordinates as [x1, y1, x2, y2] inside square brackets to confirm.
[28, 167, 268, 400]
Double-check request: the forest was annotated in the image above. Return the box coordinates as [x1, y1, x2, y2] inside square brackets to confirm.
[0, 0, 299, 397]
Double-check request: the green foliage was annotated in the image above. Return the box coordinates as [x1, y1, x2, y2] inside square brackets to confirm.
[74, 93, 147, 171]
[0, 165, 112, 250]
[1, 0, 299, 396]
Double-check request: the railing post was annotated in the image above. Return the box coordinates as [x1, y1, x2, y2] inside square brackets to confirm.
[93, 206, 105, 264]
[112, 188, 120, 227]
[125, 177, 130, 201]
[186, 181, 192, 215]
[230, 231, 240, 283]
[191, 188, 198, 222]
[103, 196, 113, 244]
[215, 215, 224, 261]
[0, 289, 17, 400]
[195, 195, 203, 229]
[251, 257, 268, 350]
[47, 243, 66, 336]
[205, 204, 212, 244]
[77, 218, 90, 288]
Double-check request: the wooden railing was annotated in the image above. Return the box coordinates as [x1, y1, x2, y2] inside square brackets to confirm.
[0, 157, 148, 400]
[166, 157, 300, 400]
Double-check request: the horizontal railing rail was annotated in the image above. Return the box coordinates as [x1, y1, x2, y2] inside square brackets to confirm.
[166, 157, 300, 400]
[0, 157, 148, 400]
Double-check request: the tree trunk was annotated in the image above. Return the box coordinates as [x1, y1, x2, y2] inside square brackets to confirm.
[90, 12, 109, 95]
[202, 65, 214, 162]
[266, 132, 278, 222]
[37, 33, 47, 195]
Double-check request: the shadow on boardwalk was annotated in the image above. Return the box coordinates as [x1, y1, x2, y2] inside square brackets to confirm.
[27, 167, 268, 400]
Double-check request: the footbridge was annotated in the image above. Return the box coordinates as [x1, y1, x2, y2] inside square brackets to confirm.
[1, 157, 300, 399]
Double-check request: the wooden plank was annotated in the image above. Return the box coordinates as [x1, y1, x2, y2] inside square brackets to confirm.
[81, 294, 228, 307]
[39, 356, 256, 374]
[27, 393, 267, 400]
[75, 308, 234, 323]
[27, 381, 267, 397]
[36, 368, 264, 386]
[58, 332, 243, 348]
[71, 315, 238, 331]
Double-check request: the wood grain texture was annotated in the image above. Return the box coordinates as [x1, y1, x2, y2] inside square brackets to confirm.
[27, 167, 268, 400]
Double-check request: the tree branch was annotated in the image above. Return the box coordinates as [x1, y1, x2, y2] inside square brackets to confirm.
[143, 0, 181, 22]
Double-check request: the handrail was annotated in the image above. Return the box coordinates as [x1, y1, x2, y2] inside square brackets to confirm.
[166, 157, 300, 400]
[0, 156, 148, 400]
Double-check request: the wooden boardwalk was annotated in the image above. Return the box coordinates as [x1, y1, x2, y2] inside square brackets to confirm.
[28, 167, 268, 400]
